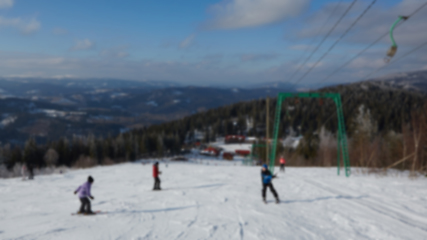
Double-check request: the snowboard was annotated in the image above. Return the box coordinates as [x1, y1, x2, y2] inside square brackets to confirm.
[71, 210, 105, 216]
[263, 200, 280, 204]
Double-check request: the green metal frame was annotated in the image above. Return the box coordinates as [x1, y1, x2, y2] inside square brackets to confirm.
[269, 92, 351, 177]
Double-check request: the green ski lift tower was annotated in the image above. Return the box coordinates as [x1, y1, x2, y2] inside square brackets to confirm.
[269, 92, 351, 177]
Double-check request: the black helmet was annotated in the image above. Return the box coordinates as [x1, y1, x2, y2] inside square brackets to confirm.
[88, 176, 94, 183]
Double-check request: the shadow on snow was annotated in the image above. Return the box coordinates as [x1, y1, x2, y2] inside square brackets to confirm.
[267, 195, 369, 204]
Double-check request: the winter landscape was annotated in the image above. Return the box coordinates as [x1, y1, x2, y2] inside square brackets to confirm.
[1, 0, 427, 240]
[1, 160, 427, 240]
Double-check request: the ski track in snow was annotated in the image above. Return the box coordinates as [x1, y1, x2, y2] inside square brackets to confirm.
[1, 162, 427, 239]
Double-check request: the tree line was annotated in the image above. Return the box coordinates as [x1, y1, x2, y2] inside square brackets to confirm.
[0, 82, 426, 173]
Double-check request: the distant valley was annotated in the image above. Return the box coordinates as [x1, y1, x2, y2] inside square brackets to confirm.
[0, 78, 296, 144]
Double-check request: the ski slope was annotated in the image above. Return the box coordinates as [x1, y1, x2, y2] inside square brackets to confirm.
[1, 162, 427, 240]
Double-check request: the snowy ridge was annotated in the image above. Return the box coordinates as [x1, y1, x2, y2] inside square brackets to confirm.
[1, 162, 427, 239]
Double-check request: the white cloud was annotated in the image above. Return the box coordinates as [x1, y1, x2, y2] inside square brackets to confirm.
[349, 57, 384, 69]
[0, 16, 41, 34]
[297, 0, 427, 47]
[240, 53, 278, 62]
[52, 27, 68, 35]
[20, 18, 40, 34]
[71, 39, 95, 51]
[204, 0, 310, 30]
[289, 44, 314, 51]
[180, 34, 196, 48]
[100, 46, 129, 58]
[0, 0, 13, 9]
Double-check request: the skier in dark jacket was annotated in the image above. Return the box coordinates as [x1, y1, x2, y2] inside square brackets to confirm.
[153, 162, 161, 190]
[28, 164, 34, 180]
[261, 164, 279, 203]
[74, 176, 95, 214]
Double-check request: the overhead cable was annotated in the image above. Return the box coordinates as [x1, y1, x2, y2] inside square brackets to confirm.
[288, 0, 358, 82]
[295, 0, 377, 84]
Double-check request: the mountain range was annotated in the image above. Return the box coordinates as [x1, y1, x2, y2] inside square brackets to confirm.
[0, 70, 425, 145]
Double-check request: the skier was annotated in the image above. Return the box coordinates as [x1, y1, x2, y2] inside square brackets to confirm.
[28, 164, 34, 180]
[280, 157, 286, 172]
[74, 176, 95, 214]
[21, 164, 27, 180]
[261, 164, 279, 204]
[153, 162, 162, 190]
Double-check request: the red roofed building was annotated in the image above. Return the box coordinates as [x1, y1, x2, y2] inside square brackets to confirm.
[200, 147, 220, 156]
[225, 135, 245, 144]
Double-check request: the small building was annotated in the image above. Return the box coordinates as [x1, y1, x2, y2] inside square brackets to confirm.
[200, 147, 220, 156]
[235, 149, 250, 156]
[225, 135, 245, 144]
[223, 152, 234, 160]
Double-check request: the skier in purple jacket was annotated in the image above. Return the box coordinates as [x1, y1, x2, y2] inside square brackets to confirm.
[74, 176, 95, 214]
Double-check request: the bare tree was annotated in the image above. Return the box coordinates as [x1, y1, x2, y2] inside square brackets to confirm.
[44, 148, 59, 167]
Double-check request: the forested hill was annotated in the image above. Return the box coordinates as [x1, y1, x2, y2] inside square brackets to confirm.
[1, 81, 426, 170]
[153, 81, 426, 140]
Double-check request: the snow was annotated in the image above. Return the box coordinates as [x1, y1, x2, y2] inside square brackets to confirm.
[31, 109, 86, 118]
[52, 98, 76, 105]
[146, 101, 158, 107]
[0, 115, 17, 128]
[1, 162, 427, 239]
[110, 93, 128, 99]
[213, 143, 252, 153]
[282, 136, 302, 149]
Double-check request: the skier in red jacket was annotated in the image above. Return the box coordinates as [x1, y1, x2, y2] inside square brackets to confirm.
[280, 157, 286, 172]
[153, 162, 162, 190]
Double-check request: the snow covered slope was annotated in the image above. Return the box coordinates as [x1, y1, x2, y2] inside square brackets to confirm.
[1, 162, 427, 240]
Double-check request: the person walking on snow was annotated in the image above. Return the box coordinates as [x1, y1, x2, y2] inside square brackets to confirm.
[28, 164, 34, 180]
[153, 162, 162, 190]
[261, 164, 279, 204]
[21, 164, 27, 180]
[74, 176, 95, 214]
[280, 157, 286, 172]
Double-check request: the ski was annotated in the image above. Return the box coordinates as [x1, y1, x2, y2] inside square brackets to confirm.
[71, 210, 104, 216]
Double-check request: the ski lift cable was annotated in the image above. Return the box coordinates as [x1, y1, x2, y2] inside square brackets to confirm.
[287, 0, 344, 81]
[317, 31, 389, 85]
[383, 1, 427, 62]
[288, 0, 358, 83]
[407, 1, 427, 17]
[294, 0, 377, 85]
[320, 39, 427, 127]
[317, 1, 427, 85]
[273, 2, 427, 128]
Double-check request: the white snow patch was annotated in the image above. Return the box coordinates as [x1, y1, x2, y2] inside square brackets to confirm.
[31, 109, 86, 118]
[0, 115, 17, 128]
[52, 98, 76, 105]
[110, 93, 128, 99]
[213, 143, 252, 153]
[282, 136, 302, 149]
[146, 101, 158, 107]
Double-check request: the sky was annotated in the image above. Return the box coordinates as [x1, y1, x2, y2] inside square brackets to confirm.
[0, 0, 426, 87]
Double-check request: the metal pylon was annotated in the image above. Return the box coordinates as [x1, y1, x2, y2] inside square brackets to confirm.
[269, 92, 351, 177]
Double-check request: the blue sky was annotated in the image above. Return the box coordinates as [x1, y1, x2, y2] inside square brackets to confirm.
[0, 0, 425, 87]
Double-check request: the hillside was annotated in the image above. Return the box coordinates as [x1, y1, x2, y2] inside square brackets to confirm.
[1, 162, 427, 239]
[1, 80, 426, 171]
[364, 70, 427, 93]
[0, 78, 295, 144]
